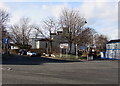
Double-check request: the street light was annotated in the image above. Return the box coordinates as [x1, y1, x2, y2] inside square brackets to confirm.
[92, 33, 99, 48]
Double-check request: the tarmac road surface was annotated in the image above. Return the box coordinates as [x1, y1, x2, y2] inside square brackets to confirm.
[2, 54, 119, 84]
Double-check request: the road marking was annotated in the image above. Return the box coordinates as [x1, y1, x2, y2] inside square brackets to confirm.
[4, 68, 64, 77]
[1, 67, 12, 71]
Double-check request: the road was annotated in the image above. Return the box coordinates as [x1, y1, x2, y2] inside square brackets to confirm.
[2, 54, 119, 84]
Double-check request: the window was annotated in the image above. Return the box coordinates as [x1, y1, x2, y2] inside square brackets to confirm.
[114, 43, 117, 49]
[107, 45, 110, 49]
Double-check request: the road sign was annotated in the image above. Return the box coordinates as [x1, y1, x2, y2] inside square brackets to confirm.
[3, 38, 9, 44]
[60, 43, 68, 48]
[80, 46, 86, 50]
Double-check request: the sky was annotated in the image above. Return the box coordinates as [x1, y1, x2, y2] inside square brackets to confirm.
[0, 0, 119, 40]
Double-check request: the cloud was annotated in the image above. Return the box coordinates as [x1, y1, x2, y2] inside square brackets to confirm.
[40, 3, 69, 18]
[7, 2, 69, 25]
[0, 0, 119, 2]
[77, 2, 118, 24]
[0, 2, 9, 11]
[100, 27, 118, 40]
[75, 1, 118, 40]
[1, 1, 119, 40]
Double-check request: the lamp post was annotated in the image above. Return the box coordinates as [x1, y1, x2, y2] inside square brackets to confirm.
[92, 33, 99, 49]
[75, 44, 78, 56]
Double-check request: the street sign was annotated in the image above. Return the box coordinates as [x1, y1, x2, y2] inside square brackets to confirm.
[80, 46, 86, 50]
[3, 38, 9, 44]
[60, 43, 68, 48]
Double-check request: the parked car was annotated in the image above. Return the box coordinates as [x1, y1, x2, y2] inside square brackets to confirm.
[18, 49, 27, 55]
[27, 51, 37, 56]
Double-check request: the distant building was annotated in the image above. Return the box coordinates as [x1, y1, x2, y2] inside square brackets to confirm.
[30, 30, 70, 54]
[30, 28, 80, 54]
[30, 38, 49, 53]
[106, 39, 120, 59]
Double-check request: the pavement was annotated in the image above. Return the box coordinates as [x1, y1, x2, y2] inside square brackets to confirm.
[1, 54, 119, 84]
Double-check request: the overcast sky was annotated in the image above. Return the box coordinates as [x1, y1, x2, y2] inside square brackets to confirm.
[0, 0, 119, 40]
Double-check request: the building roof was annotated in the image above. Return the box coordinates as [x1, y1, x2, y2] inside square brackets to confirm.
[50, 33, 56, 35]
[107, 39, 120, 44]
[57, 31, 63, 33]
[31, 38, 48, 41]
[39, 38, 49, 41]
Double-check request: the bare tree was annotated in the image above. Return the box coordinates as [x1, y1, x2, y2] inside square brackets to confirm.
[0, 9, 9, 28]
[59, 8, 87, 54]
[0, 9, 10, 52]
[94, 34, 108, 52]
[75, 27, 96, 48]
[10, 17, 33, 48]
[0, 9, 10, 39]
[34, 17, 59, 54]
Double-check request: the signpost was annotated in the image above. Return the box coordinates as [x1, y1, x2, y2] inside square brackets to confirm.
[3, 38, 8, 44]
[3, 38, 9, 54]
[76, 44, 78, 57]
[80, 46, 86, 50]
[60, 43, 68, 57]
[60, 43, 69, 49]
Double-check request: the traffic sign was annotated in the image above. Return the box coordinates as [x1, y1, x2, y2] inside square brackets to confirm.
[60, 43, 68, 48]
[80, 46, 86, 50]
[3, 38, 9, 44]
